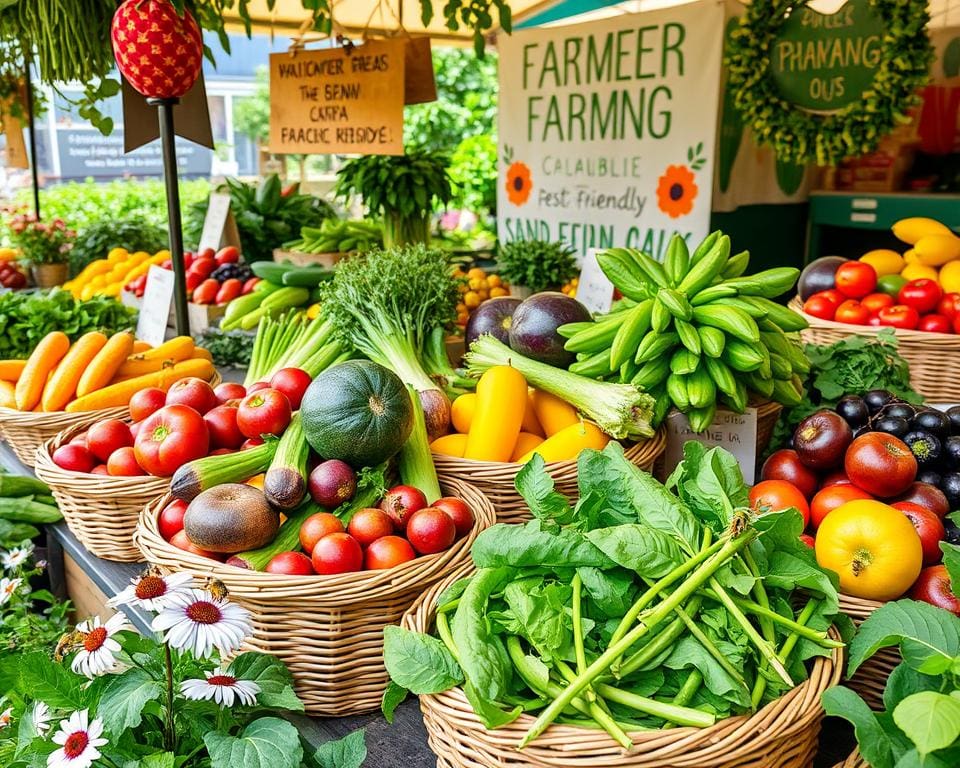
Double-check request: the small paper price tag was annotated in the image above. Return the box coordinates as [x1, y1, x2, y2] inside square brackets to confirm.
[136, 266, 176, 348]
[198, 193, 232, 254]
[575, 249, 615, 314]
[663, 407, 759, 484]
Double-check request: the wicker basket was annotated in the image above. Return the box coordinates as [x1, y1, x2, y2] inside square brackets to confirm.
[789, 296, 960, 402]
[832, 751, 868, 768]
[404, 572, 843, 768]
[135, 478, 495, 716]
[34, 423, 169, 562]
[0, 406, 127, 468]
[433, 429, 667, 525]
[839, 593, 900, 711]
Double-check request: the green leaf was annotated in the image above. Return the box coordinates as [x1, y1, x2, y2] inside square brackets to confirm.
[17, 651, 86, 710]
[884, 663, 941, 713]
[585, 524, 684, 578]
[464, 681, 522, 728]
[381, 680, 408, 723]
[893, 691, 960, 755]
[848, 600, 960, 676]
[941, 543, 960, 600]
[822, 686, 899, 768]
[383, 625, 463, 694]
[577, 566, 635, 618]
[97, 669, 163, 735]
[471, 520, 611, 569]
[139, 754, 176, 768]
[761, 551, 839, 615]
[227, 653, 303, 712]
[514, 456, 573, 526]
[205, 717, 302, 768]
[452, 567, 515, 701]
[313, 728, 366, 768]
[664, 635, 750, 706]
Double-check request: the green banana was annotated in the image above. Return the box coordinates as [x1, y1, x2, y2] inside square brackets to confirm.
[632, 356, 670, 390]
[569, 350, 614, 378]
[564, 319, 621, 353]
[720, 297, 768, 319]
[698, 326, 726, 358]
[619, 359, 639, 383]
[629, 248, 671, 290]
[664, 235, 691, 286]
[722, 268, 800, 298]
[635, 331, 679, 364]
[666, 373, 690, 411]
[688, 403, 717, 432]
[677, 234, 730, 295]
[721, 250, 751, 279]
[686, 364, 716, 409]
[723, 379, 749, 412]
[689, 231, 721, 268]
[558, 322, 596, 339]
[690, 284, 738, 306]
[772, 377, 804, 407]
[722, 339, 765, 372]
[657, 287, 693, 321]
[691, 304, 760, 344]
[596, 249, 651, 301]
[769, 352, 792, 380]
[740, 297, 809, 332]
[675, 318, 701, 355]
[704, 356, 738, 399]
[745, 371, 775, 398]
[609, 300, 654, 369]
[670, 348, 699, 376]
[651, 296, 673, 333]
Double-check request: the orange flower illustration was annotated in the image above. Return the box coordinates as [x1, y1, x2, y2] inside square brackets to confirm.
[505, 161, 533, 206]
[656, 165, 698, 218]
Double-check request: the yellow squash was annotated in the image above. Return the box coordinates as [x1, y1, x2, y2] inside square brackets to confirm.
[530, 390, 579, 436]
[463, 366, 528, 462]
[518, 421, 608, 463]
[41, 332, 108, 411]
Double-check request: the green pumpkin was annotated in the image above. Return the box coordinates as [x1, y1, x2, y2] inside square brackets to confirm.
[300, 360, 413, 468]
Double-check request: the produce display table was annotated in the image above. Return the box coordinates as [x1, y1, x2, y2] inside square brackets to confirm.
[806, 191, 960, 263]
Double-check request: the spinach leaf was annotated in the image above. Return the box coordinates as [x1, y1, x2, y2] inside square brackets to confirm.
[585, 524, 684, 578]
[663, 636, 750, 707]
[382, 625, 463, 694]
[762, 551, 840, 615]
[515, 455, 574, 527]
[464, 682, 523, 728]
[941, 543, 960, 601]
[381, 681, 408, 723]
[884, 664, 943, 714]
[471, 520, 613, 569]
[668, 443, 749, 531]
[823, 686, 900, 768]
[577, 567, 636, 618]
[893, 691, 960, 757]
[503, 579, 575, 661]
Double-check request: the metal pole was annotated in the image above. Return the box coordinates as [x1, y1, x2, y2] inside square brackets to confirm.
[23, 61, 40, 219]
[148, 97, 189, 336]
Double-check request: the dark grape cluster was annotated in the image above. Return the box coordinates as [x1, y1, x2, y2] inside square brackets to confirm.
[211, 263, 253, 282]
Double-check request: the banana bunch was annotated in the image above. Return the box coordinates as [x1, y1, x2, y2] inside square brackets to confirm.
[559, 232, 810, 432]
[285, 219, 383, 254]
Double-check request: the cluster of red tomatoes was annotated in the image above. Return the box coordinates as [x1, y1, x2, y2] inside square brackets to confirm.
[803, 261, 960, 333]
[752, 410, 958, 613]
[124, 246, 258, 303]
[51, 369, 309, 477]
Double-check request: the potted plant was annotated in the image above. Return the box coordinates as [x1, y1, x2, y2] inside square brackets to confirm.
[497, 239, 578, 296]
[334, 151, 453, 248]
[6, 210, 75, 288]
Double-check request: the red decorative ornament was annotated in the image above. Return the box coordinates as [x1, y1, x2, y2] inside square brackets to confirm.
[111, 0, 203, 100]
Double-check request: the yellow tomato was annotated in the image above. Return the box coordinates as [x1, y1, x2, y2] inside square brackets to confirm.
[467, 267, 486, 280]
[0, 247, 17, 261]
[488, 274, 502, 288]
[900, 262, 938, 283]
[903, 249, 919, 265]
[464, 291, 481, 309]
[815, 500, 922, 601]
[859, 249, 904, 277]
[939, 261, 960, 294]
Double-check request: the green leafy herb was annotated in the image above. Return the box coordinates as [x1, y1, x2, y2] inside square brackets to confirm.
[197, 328, 255, 369]
[497, 240, 578, 293]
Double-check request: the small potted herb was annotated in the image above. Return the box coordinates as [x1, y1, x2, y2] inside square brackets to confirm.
[5, 209, 75, 288]
[334, 151, 453, 248]
[497, 239, 578, 296]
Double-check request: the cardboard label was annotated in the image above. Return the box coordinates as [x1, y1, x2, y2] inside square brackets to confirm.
[198, 193, 234, 254]
[269, 40, 405, 155]
[136, 266, 176, 347]
[664, 407, 759, 484]
[575, 249, 615, 314]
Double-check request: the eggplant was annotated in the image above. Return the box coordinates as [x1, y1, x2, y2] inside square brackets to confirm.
[465, 297, 522, 348]
[798, 256, 847, 300]
[508, 292, 591, 367]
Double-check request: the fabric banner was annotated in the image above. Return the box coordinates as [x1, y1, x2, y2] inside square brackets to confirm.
[497, 1, 724, 261]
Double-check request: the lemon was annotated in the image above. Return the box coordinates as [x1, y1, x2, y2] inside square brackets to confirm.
[900, 263, 939, 282]
[859, 249, 904, 277]
[892, 217, 953, 245]
[915, 234, 960, 267]
[939, 261, 960, 294]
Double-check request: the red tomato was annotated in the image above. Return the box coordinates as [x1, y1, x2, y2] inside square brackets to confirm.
[918, 314, 951, 334]
[898, 278, 943, 315]
[878, 304, 920, 330]
[364, 536, 417, 570]
[242, 277, 260, 295]
[269, 368, 312, 410]
[802, 294, 837, 321]
[799, 534, 816, 549]
[834, 299, 870, 325]
[170, 530, 223, 561]
[761, 449, 819, 498]
[107, 446, 146, 476]
[892, 502, 946, 566]
[158, 499, 188, 540]
[265, 551, 315, 575]
[311, 533, 363, 574]
[237, 388, 292, 439]
[69, 431, 88, 446]
[821, 470, 852, 487]
[818, 289, 846, 307]
[834, 262, 877, 299]
[247, 381, 270, 394]
[298, 512, 344, 555]
[52, 444, 96, 473]
[192, 257, 216, 278]
[215, 279, 243, 305]
[431, 497, 475, 539]
[129, 387, 167, 422]
[214, 382, 246, 404]
[198, 247, 216, 260]
[192, 278, 219, 304]
[183, 251, 195, 269]
[166, 377, 218, 415]
[347, 508, 395, 546]
[134, 404, 210, 476]
[203, 405, 245, 450]
[85, 419, 133, 463]
[405, 507, 457, 554]
[748, 480, 811, 526]
[909, 565, 960, 616]
[939, 293, 960, 321]
[130, 421, 143, 440]
[214, 246, 240, 265]
[861, 293, 894, 315]
[185, 271, 204, 292]
[380, 485, 428, 530]
[209, 448, 234, 456]
[844, 432, 917, 498]
[810, 484, 872, 529]
[90, 464, 109, 476]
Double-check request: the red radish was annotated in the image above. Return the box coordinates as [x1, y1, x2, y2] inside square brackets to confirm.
[158, 499, 188, 540]
[86, 419, 134, 463]
[266, 551, 315, 575]
[53, 444, 96, 473]
[308, 460, 357, 507]
[431, 497, 475, 539]
[311, 533, 363, 574]
[270, 368, 312, 409]
[380, 485, 428, 530]
[405, 507, 456, 554]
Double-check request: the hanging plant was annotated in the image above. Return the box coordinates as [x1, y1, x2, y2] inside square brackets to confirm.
[725, 0, 933, 165]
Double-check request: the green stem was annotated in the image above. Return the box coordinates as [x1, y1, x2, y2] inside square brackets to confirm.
[751, 599, 820, 708]
[436, 612, 460, 664]
[163, 643, 176, 753]
[672, 604, 749, 694]
[742, 547, 778, 687]
[596, 683, 715, 728]
[519, 531, 755, 748]
[698, 590, 843, 648]
[571, 572, 594, 701]
[616, 596, 703, 679]
[672, 669, 703, 707]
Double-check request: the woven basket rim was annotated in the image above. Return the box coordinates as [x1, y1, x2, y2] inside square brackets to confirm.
[135, 477, 496, 599]
[403, 567, 843, 749]
[832, 749, 867, 768]
[0, 404, 128, 428]
[838, 592, 886, 611]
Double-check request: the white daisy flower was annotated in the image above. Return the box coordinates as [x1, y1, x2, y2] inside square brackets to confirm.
[0, 577, 22, 606]
[0, 707, 11, 729]
[151, 588, 252, 659]
[70, 614, 130, 678]
[1, 544, 32, 570]
[180, 667, 260, 707]
[33, 701, 51, 734]
[47, 709, 108, 768]
[107, 571, 193, 612]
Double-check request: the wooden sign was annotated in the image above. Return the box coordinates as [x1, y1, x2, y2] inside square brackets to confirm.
[770, 0, 885, 112]
[663, 407, 759, 484]
[404, 37, 437, 106]
[197, 192, 240, 254]
[2, 112, 28, 169]
[269, 39, 405, 155]
[121, 72, 215, 153]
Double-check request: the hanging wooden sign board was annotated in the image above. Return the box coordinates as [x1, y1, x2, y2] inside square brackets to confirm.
[1, 82, 29, 170]
[269, 39, 406, 155]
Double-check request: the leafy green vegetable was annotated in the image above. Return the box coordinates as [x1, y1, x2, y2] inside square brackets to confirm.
[196, 328, 255, 369]
[497, 240, 578, 293]
[382, 625, 463, 694]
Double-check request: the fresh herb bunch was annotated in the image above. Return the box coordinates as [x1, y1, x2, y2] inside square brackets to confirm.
[4, 210, 75, 265]
[823, 545, 960, 768]
[497, 239, 578, 292]
[770, 329, 921, 451]
[384, 442, 848, 745]
[0, 289, 136, 359]
[186, 175, 336, 261]
[196, 328, 255, 368]
[70, 218, 167, 277]
[334, 152, 453, 248]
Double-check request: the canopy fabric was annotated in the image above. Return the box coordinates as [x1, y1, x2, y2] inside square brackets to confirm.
[223, 0, 563, 41]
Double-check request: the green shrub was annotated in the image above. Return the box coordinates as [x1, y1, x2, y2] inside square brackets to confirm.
[498, 240, 579, 293]
[450, 134, 497, 214]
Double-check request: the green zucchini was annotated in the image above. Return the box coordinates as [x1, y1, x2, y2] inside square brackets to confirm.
[0, 497, 61, 524]
[171, 441, 277, 502]
[281, 267, 334, 287]
[0, 474, 51, 498]
[263, 413, 309, 510]
[251, 262, 295, 283]
[398, 386, 442, 503]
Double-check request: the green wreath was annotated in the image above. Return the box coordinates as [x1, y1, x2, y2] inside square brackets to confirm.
[725, 0, 932, 166]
